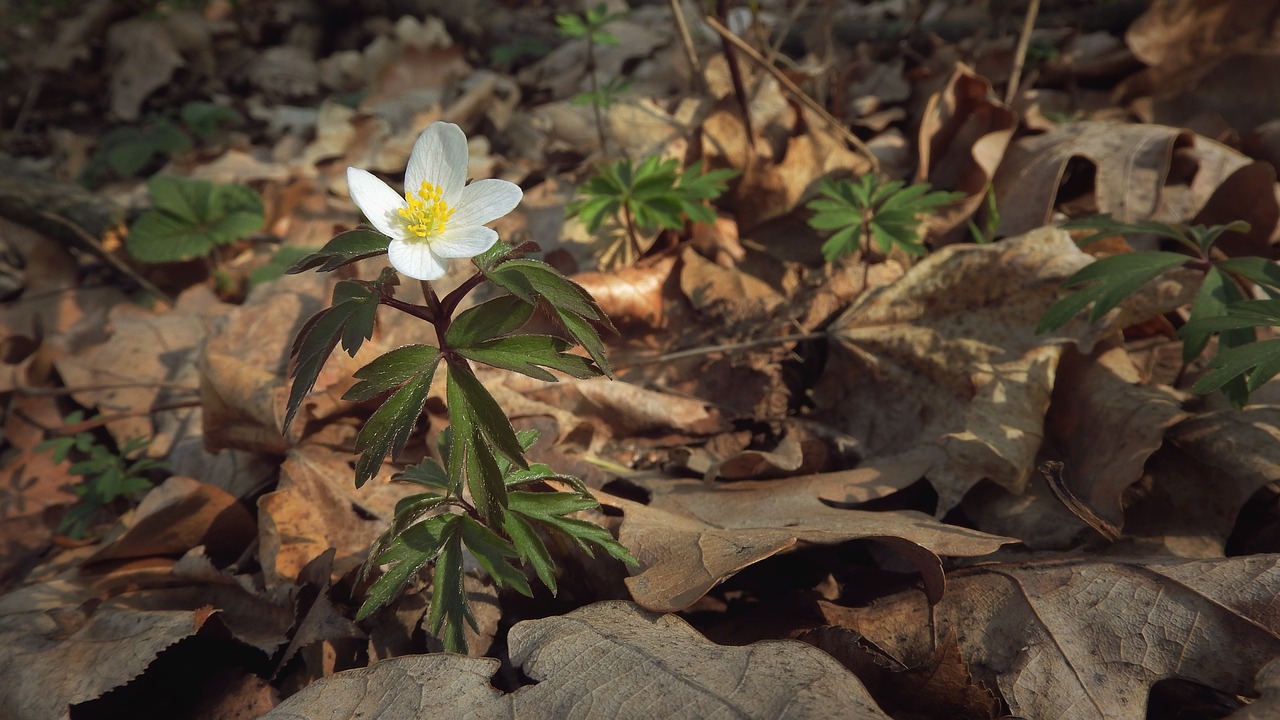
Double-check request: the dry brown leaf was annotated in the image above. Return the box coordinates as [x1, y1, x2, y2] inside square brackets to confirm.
[797, 626, 1002, 720]
[87, 476, 256, 565]
[570, 255, 677, 329]
[106, 12, 212, 121]
[265, 601, 890, 719]
[0, 571, 220, 719]
[501, 374, 728, 438]
[821, 554, 1280, 720]
[1046, 342, 1189, 532]
[993, 121, 1275, 238]
[257, 445, 408, 593]
[815, 228, 1095, 513]
[916, 64, 1016, 241]
[1118, 407, 1280, 557]
[678, 246, 783, 325]
[599, 455, 1012, 613]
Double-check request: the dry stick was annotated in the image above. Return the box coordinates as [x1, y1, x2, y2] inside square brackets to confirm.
[47, 399, 204, 436]
[612, 331, 828, 369]
[667, 0, 706, 94]
[704, 15, 881, 175]
[39, 211, 175, 305]
[17, 381, 199, 396]
[1004, 0, 1042, 106]
[714, 0, 757, 143]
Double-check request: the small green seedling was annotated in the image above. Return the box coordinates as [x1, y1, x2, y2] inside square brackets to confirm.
[126, 175, 265, 264]
[85, 100, 245, 183]
[567, 156, 737, 265]
[38, 411, 168, 540]
[806, 175, 964, 262]
[1036, 215, 1280, 407]
[556, 3, 627, 153]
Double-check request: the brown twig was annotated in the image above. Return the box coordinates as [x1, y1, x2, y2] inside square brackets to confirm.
[1005, 0, 1042, 105]
[714, 0, 756, 143]
[703, 15, 881, 175]
[39, 211, 175, 305]
[613, 331, 828, 369]
[667, 0, 705, 93]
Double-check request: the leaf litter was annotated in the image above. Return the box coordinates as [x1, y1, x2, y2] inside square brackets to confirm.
[3, 0, 1280, 717]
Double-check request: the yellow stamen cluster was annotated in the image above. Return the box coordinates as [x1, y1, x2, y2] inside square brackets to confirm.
[398, 181, 455, 239]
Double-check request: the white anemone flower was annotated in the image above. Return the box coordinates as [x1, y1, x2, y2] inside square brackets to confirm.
[345, 122, 523, 281]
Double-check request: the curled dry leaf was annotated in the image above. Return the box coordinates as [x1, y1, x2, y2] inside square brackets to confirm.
[570, 255, 676, 329]
[264, 601, 890, 719]
[916, 64, 1016, 241]
[1046, 341, 1189, 533]
[599, 453, 1012, 613]
[87, 476, 256, 565]
[820, 554, 1280, 720]
[994, 121, 1277, 238]
[816, 228, 1094, 513]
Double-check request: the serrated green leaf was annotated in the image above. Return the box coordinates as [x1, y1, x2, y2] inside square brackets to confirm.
[487, 259, 605, 323]
[344, 344, 440, 402]
[357, 514, 452, 620]
[507, 490, 599, 518]
[424, 516, 474, 652]
[285, 300, 369, 430]
[446, 363, 527, 470]
[465, 431, 507, 524]
[503, 512, 557, 593]
[286, 229, 390, 274]
[460, 516, 531, 596]
[353, 374, 431, 487]
[553, 306, 613, 379]
[395, 458, 451, 490]
[456, 335, 600, 381]
[446, 295, 535, 346]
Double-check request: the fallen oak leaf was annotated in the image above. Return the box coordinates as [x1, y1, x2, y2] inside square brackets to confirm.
[596, 454, 1012, 613]
[263, 601, 891, 719]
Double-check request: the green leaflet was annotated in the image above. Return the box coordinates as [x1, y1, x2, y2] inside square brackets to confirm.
[286, 229, 390, 274]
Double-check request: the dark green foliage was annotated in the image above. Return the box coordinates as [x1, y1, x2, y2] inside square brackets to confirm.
[806, 175, 964, 261]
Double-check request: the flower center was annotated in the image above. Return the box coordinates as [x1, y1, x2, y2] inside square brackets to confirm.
[398, 181, 455, 239]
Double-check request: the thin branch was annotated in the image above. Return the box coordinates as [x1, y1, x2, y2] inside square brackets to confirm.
[714, 0, 756, 142]
[703, 15, 881, 175]
[613, 331, 828, 369]
[1005, 0, 1042, 105]
[667, 0, 705, 93]
[39, 211, 175, 305]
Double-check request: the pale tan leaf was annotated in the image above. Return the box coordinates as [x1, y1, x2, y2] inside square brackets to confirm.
[264, 601, 890, 719]
[600, 454, 1012, 613]
[821, 554, 1280, 720]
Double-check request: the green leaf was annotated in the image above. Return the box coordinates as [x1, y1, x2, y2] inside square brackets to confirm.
[553, 306, 613, 379]
[285, 301, 365, 430]
[425, 516, 474, 653]
[357, 513, 453, 620]
[286, 229, 390, 274]
[508, 491, 636, 565]
[446, 295, 535, 346]
[1182, 267, 1246, 362]
[503, 512, 557, 593]
[464, 430, 508, 524]
[180, 100, 244, 142]
[487, 259, 604, 322]
[446, 363, 527, 471]
[1193, 338, 1280, 398]
[395, 458, 451, 491]
[460, 516, 531, 596]
[353, 374, 431, 487]
[456, 335, 600, 381]
[127, 176, 264, 263]
[1036, 251, 1190, 333]
[344, 344, 441, 402]
[1218, 257, 1280, 291]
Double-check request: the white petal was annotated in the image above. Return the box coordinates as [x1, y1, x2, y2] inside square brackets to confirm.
[429, 225, 498, 259]
[404, 122, 468, 206]
[388, 238, 449, 281]
[347, 167, 406, 240]
[451, 179, 523, 228]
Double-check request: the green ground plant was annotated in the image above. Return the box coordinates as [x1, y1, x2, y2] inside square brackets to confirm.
[556, 3, 627, 153]
[1036, 215, 1280, 407]
[566, 156, 737, 265]
[126, 175, 264, 264]
[805, 175, 964, 262]
[38, 412, 169, 540]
